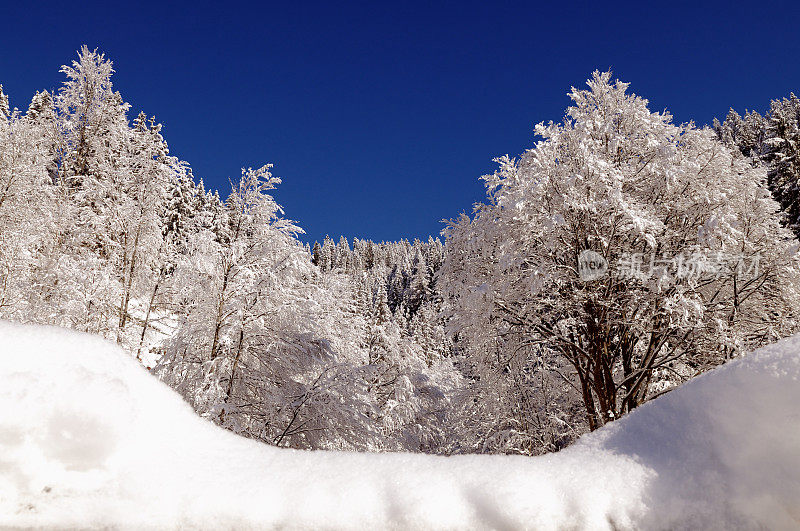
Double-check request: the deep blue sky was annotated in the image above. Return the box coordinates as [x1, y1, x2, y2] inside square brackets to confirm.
[1, 1, 799, 244]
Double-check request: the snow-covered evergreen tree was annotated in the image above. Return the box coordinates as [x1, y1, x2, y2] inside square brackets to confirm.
[715, 94, 800, 237]
[0, 85, 9, 120]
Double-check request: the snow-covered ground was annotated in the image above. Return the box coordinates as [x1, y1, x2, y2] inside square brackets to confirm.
[1, 321, 798, 530]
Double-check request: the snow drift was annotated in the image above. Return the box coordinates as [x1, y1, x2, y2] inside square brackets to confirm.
[1, 321, 798, 529]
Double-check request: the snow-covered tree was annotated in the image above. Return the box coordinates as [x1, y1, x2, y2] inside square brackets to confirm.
[442, 71, 800, 439]
[0, 85, 9, 121]
[762, 95, 800, 233]
[154, 166, 381, 449]
[0, 96, 57, 320]
[715, 95, 800, 238]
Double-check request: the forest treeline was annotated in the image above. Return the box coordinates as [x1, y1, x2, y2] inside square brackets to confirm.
[2, 48, 800, 455]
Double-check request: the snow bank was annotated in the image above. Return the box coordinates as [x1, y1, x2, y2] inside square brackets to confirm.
[1, 321, 798, 529]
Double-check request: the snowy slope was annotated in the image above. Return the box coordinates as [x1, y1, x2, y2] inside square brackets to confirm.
[0, 321, 798, 530]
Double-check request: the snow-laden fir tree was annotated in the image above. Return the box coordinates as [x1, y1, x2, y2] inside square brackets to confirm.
[715, 95, 800, 237]
[0, 85, 9, 120]
[0, 90, 59, 320]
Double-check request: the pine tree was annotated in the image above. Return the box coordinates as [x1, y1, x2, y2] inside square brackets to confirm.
[715, 96, 800, 237]
[25, 90, 60, 185]
[57, 46, 130, 189]
[764, 94, 800, 234]
[407, 247, 430, 314]
[0, 85, 10, 121]
[312, 241, 322, 266]
[320, 235, 335, 271]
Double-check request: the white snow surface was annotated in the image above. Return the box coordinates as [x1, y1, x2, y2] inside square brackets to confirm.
[1, 321, 799, 530]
